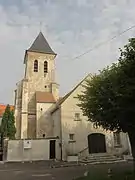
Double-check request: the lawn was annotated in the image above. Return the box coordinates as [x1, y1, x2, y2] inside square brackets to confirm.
[75, 170, 134, 180]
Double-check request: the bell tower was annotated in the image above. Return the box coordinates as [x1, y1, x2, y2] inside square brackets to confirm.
[24, 31, 58, 96]
[15, 32, 59, 139]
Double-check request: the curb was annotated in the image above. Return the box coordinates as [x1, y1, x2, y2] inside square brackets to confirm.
[0, 160, 129, 168]
[50, 163, 82, 168]
[50, 160, 128, 168]
[79, 160, 127, 165]
[0, 161, 4, 164]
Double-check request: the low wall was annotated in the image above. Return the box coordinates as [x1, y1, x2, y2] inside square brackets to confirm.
[6, 138, 59, 162]
[67, 155, 78, 162]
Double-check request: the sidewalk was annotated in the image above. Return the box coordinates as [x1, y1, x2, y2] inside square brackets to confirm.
[0, 160, 81, 170]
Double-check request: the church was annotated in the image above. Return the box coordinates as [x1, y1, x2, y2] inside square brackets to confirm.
[14, 32, 59, 139]
[14, 32, 131, 161]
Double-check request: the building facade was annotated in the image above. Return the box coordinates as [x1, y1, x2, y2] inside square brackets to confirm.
[14, 32, 59, 139]
[14, 32, 131, 161]
[51, 75, 131, 160]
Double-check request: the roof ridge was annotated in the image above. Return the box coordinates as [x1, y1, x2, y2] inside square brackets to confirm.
[51, 73, 92, 113]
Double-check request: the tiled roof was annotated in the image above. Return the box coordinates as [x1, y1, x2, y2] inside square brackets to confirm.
[28, 32, 56, 55]
[0, 104, 14, 117]
[36, 91, 56, 103]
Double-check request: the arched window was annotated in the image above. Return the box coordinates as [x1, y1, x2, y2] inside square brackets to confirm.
[44, 61, 48, 73]
[34, 60, 38, 72]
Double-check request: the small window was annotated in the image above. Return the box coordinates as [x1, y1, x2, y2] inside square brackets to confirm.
[69, 134, 75, 141]
[43, 134, 45, 138]
[41, 108, 43, 111]
[34, 60, 38, 72]
[113, 132, 121, 146]
[44, 61, 48, 73]
[74, 113, 81, 121]
[44, 85, 47, 88]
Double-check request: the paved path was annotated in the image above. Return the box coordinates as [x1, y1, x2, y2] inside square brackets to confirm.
[0, 161, 133, 180]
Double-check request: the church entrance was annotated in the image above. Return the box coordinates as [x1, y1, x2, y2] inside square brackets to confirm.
[49, 140, 56, 159]
[88, 133, 106, 154]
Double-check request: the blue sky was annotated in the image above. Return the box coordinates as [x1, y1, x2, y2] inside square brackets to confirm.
[0, 0, 135, 104]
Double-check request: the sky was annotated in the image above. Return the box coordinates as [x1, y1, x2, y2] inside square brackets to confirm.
[0, 0, 135, 105]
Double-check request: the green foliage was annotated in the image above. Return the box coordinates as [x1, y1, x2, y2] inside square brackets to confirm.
[77, 38, 135, 171]
[0, 104, 11, 137]
[78, 38, 135, 133]
[0, 104, 16, 139]
[7, 110, 16, 139]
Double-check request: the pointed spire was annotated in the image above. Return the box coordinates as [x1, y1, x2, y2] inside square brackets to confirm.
[28, 32, 56, 55]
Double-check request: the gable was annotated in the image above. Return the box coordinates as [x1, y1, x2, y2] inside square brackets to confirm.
[61, 78, 88, 108]
[51, 73, 92, 114]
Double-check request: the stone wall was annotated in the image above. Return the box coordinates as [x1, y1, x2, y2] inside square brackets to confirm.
[14, 80, 23, 139]
[21, 79, 29, 138]
[24, 51, 59, 139]
[15, 50, 59, 139]
[36, 102, 54, 138]
[25, 51, 57, 99]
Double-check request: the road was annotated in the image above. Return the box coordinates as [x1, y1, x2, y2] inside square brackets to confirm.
[0, 161, 133, 180]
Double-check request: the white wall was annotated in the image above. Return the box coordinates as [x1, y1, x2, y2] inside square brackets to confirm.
[52, 108, 61, 138]
[60, 80, 130, 160]
[6, 139, 59, 162]
[52, 108, 61, 160]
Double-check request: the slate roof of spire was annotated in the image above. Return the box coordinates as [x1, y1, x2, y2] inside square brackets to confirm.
[28, 32, 56, 55]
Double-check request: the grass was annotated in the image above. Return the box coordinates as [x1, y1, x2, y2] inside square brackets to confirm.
[75, 170, 134, 180]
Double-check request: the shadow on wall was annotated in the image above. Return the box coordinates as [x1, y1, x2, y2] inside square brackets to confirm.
[27, 93, 36, 138]
[20, 96, 55, 139]
[36, 106, 54, 138]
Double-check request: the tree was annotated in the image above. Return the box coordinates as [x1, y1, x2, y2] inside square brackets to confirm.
[77, 38, 135, 171]
[7, 110, 16, 139]
[0, 104, 16, 139]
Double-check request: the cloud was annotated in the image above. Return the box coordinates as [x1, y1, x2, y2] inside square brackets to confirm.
[0, 0, 135, 104]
